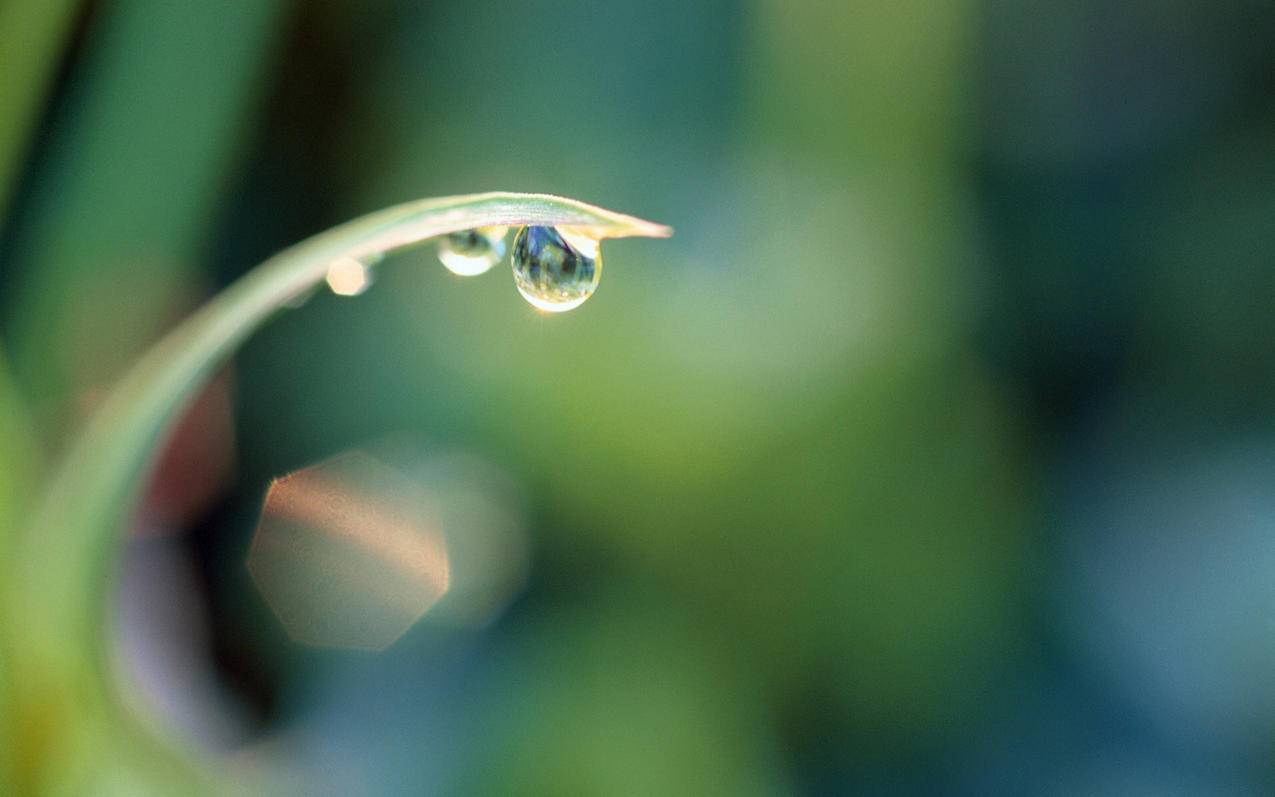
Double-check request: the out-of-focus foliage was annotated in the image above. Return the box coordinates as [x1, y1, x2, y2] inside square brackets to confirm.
[4, 0, 286, 431]
[0, 347, 39, 795]
[0, 0, 80, 221]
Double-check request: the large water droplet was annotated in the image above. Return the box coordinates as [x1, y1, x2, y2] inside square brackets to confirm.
[438, 226, 508, 276]
[510, 226, 602, 313]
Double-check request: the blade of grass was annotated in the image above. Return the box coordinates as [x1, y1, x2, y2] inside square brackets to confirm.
[0, 348, 41, 795]
[7, 191, 668, 793]
[0, 0, 81, 223]
[5, 0, 287, 418]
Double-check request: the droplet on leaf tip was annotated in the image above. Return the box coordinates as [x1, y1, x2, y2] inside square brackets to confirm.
[510, 226, 602, 313]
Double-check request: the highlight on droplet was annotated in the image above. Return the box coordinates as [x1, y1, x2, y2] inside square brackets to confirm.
[246, 452, 449, 651]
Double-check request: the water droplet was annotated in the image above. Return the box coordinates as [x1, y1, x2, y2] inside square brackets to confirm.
[326, 254, 381, 297]
[438, 226, 508, 276]
[510, 226, 602, 313]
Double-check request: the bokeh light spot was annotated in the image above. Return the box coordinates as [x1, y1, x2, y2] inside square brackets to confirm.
[325, 256, 371, 296]
[247, 452, 449, 651]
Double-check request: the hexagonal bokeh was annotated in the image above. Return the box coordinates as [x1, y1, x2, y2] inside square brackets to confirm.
[247, 452, 449, 651]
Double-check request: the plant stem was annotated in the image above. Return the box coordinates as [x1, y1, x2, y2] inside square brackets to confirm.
[6, 192, 668, 793]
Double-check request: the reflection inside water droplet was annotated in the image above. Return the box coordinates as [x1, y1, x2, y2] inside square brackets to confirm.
[510, 226, 601, 312]
[438, 227, 508, 276]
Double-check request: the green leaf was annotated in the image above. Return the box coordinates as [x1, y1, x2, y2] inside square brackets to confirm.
[0, 347, 42, 795]
[0, 0, 81, 220]
[5, 0, 289, 414]
[7, 192, 669, 792]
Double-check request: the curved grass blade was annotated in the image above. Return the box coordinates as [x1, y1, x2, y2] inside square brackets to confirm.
[6, 192, 669, 792]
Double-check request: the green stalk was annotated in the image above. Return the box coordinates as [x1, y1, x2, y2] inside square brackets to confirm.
[7, 192, 668, 793]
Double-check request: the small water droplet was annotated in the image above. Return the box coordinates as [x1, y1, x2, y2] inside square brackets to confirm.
[510, 226, 602, 313]
[438, 227, 508, 276]
[326, 254, 381, 297]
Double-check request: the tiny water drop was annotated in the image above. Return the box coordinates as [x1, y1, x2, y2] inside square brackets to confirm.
[326, 254, 381, 297]
[510, 226, 602, 313]
[438, 226, 508, 276]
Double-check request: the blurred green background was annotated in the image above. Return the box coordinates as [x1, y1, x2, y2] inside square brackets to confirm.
[3, 0, 1275, 794]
